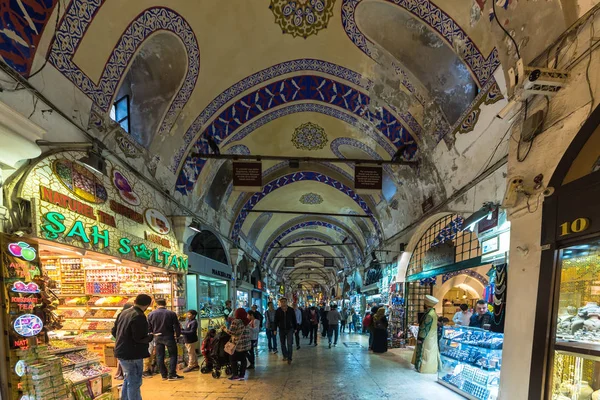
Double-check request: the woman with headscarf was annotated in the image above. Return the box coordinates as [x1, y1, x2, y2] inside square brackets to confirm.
[411, 295, 441, 374]
[371, 307, 388, 353]
[224, 308, 252, 380]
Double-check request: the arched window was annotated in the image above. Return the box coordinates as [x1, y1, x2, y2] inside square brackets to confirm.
[356, 2, 478, 125]
[111, 33, 187, 148]
[190, 231, 228, 265]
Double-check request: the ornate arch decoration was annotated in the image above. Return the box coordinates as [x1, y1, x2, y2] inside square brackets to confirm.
[174, 74, 419, 195]
[48, 1, 199, 138]
[341, 0, 499, 88]
[258, 214, 365, 252]
[268, 236, 348, 270]
[230, 171, 382, 240]
[169, 58, 421, 173]
[261, 219, 363, 264]
[230, 160, 378, 219]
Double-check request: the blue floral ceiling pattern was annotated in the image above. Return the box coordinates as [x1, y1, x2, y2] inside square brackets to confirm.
[292, 122, 328, 151]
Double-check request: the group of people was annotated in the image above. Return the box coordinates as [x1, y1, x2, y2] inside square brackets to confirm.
[412, 296, 494, 374]
[112, 294, 393, 399]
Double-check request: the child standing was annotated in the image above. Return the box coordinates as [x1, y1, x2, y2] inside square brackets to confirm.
[247, 311, 260, 369]
[182, 310, 199, 372]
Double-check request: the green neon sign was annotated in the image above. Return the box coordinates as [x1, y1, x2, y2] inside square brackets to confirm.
[41, 211, 187, 270]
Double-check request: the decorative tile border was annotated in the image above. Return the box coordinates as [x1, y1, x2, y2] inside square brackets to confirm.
[176, 75, 417, 195]
[170, 58, 422, 174]
[269, 0, 336, 39]
[442, 269, 489, 287]
[48, 1, 200, 140]
[230, 171, 381, 240]
[341, 0, 499, 87]
[451, 79, 504, 136]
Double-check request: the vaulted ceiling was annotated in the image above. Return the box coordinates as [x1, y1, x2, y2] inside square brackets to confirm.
[3, 0, 578, 290]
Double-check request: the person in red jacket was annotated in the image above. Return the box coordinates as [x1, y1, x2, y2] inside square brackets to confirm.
[363, 311, 373, 350]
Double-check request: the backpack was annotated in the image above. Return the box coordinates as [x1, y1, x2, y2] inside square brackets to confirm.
[363, 314, 372, 328]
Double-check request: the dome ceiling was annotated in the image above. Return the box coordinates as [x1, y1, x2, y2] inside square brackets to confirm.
[12, 0, 510, 291]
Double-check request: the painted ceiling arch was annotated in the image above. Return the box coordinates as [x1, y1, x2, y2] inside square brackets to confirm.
[255, 214, 366, 254]
[268, 235, 352, 272]
[260, 218, 365, 263]
[230, 171, 382, 241]
[175, 73, 419, 195]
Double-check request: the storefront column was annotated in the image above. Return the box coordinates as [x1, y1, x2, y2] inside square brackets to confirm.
[499, 209, 542, 399]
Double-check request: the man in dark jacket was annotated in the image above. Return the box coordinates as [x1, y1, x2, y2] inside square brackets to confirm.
[470, 299, 493, 329]
[274, 297, 297, 364]
[181, 310, 199, 372]
[148, 299, 183, 381]
[112, 294, 154, 400]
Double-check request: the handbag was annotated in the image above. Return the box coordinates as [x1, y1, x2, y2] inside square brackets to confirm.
[224, 340, 236, 355]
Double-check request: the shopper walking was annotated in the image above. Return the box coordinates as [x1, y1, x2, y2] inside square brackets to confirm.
[113, 303, 133, 380]
[251, 304, 263, 330]
[351, 309, 360, 333]
[181, 310, 199, 372]
[274, 297, 297, 364]
[112, 294, 154, 400]
[320, 305, 329, 337]
[147, 299, 184, 381]
[327, 305, 341, 348]
[363, 311, 373, 350]
[224, 308, 251, 381]
[340, 308, 348, 333]
[308, 306, 319, 346]
[301, 307, 310, 339]
[265, 301, 278, 354]
[247, 311, 260, 369]
[292, 302, 303, 350]
[372, 308, 389, 353]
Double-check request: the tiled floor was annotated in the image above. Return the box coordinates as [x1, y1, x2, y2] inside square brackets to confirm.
[134, 332, 464, 400]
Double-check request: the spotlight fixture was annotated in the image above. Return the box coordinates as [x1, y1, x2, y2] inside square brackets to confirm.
[188, 219, 202, 233]
[371, 251, 378, 261]
[289, 159, 300, 169]
[342, 236, 349, 244]
[79, 144, 107, 176]
[275, 240, 283, 247]
[391, 142, 414, 163]
[460, 203, 498, 232]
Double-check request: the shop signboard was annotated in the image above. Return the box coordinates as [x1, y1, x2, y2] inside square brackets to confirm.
[422, 241, 455, 272]
[0, 235, 45, 349]
[478, 208, 499, 234]
[232, 161, 262, 192]
[18, 153, 187, 272]
[354, 166, 382, 194]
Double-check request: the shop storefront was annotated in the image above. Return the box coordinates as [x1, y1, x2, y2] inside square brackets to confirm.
[405, 212, 509, 400]
[186, 250, 231, 338]
[529, 106, 600, 400]
[0, 152, 187, 400]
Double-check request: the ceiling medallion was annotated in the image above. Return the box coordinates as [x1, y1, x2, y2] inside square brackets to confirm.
[269, 0, 336, 39]
[300, 192, 324, 205]
[292, 122, 328, 150]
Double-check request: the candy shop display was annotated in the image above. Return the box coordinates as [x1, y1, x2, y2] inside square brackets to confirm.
[438, 325, 503, 400]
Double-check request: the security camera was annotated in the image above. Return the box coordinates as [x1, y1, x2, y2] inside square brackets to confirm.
[543, 187, 555, 197]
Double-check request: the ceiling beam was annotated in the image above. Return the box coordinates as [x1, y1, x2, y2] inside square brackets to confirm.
[248, 209, 370, 218]
[191, 152, 417, 165]
[279, 243, 356, 248]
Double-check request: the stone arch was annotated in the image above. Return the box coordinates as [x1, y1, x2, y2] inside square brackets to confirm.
[48, 4, 200, 139]
[189, 230, 228, 265]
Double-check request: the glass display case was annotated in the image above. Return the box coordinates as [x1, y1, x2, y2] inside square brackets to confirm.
[552, 239, 600, 399]
[438, 325, 503, 400]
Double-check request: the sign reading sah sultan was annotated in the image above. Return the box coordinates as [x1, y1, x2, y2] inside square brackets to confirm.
[16, 152, 187, 271]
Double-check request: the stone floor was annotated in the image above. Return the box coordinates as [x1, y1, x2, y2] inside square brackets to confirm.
[134, 332, 465, 400]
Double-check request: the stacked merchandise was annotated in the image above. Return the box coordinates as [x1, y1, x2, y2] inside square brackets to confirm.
[387, 293, 405, 349]
[11, 346, 69, 400]
[438, 326, 503, 400]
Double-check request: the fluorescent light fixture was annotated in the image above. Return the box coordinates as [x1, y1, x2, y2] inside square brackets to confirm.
[461, 203, 498, 232]
[188, 219, 202, 233]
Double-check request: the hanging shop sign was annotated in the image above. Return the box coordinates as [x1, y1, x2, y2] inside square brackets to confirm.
[233, 161, 262, 192]
[422, 241, 455, 271]
[17, 153, 187, 272]
[478, 207, 499, 234]
[354, 165, 382, 194]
